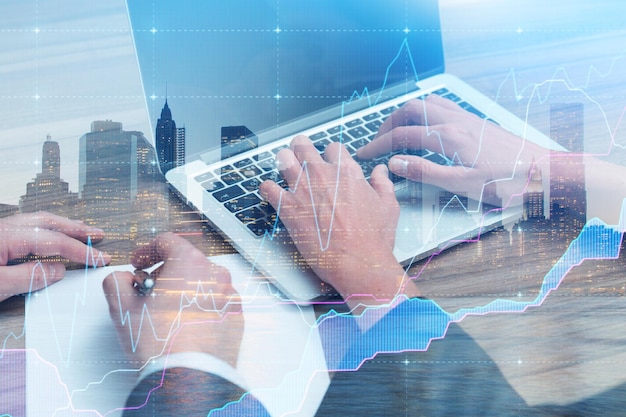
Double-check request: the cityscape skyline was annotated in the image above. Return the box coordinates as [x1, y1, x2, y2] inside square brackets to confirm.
[19, 135, 78, 216]
[0, 0, 151, 207]
[15, 119, 169, 264]
[8, 103, 590, 250]
[0, 0, 622, 211]
[9, 103, 589, 218]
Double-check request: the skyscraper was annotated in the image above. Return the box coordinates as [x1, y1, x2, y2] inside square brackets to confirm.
[20, 135, 78, 215]
[79, 120, 161, 262]
[176, 125, 186, 168]
[523, 162, 544, 220]
[155, 99, 185, 174]
[549, 103, 586, 236]
[79, 120, 154, 201]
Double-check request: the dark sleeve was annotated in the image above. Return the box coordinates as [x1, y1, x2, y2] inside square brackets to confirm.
[317, 323, 539, 417]
[122, 367, 270, 417]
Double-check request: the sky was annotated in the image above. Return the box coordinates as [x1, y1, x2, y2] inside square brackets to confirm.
[0, 0, 150, 205]
[2, 0, 626, 208]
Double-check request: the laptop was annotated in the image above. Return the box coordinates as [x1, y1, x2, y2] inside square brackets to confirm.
[127, 0, 561, 302]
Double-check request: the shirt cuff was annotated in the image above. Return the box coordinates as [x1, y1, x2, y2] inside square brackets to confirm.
[138, 352, 248, 391]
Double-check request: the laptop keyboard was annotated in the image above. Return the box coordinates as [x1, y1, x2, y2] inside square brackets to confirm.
[195, 88, 491, 238]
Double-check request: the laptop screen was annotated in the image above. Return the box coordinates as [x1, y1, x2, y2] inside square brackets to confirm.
[126, 0, 444, 158]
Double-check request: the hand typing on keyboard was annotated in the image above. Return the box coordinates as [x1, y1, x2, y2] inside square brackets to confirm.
[259, 135, 417, 312]
[103, 233, 243, 365]
[357, 94, 552, 208]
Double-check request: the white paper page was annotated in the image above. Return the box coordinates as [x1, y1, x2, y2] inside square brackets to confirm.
[26, 254, 329, 417]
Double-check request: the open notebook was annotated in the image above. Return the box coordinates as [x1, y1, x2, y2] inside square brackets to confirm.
[25, 256, 329, 417]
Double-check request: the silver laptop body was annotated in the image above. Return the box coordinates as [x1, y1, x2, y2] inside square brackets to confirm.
[126, 0, 561, 301]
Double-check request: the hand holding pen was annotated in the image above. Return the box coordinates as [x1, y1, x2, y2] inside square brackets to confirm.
[102, 233, 243, 366]
[132, 269, 155, 295]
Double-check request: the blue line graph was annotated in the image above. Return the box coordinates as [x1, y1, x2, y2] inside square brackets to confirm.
[310, 208, 624, 370]
[208, 205, 626, 414]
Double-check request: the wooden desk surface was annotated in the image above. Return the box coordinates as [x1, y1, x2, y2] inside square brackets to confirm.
[3, 1, 626, 415]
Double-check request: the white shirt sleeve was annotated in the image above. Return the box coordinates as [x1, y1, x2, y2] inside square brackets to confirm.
[137, 351, 249, 391]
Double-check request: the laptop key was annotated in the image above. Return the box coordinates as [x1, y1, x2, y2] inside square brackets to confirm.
[258, 199, 275, 216]
[236, 206, 265, 225]
[327, 125, 342, 134]
[260, 171, 283, 183]
[442, 92, 462, 102]
[309, 132, 327, 140]
[258, 157, 276, 172]
[235, 207, 265, 223]
[266, 212, 285, 232]
[313, 138, 331, 152]
[247, 220, 270, 237]
[254, 151, 272, 161]
[241, 178, 262, 192]
[221, 170, 244, 185]
[389, 171, 405, 184]
[346, 126, 369, 139]
[329, 134, 344, 143]
[348, 137, 370, 152]
[458, 101, 487, 119]
[365, 120, 383, 133]
[404, 148, 430, 157]
[212, 184, 245, 203]
[224, 193, 261, 213]
[194, 171, 214, 183]
[380, 106, 397, 115]
[363, 112, 380, 121]
[233, 158, 253, 169]
[202, 178, 225, 192]
[239, 164, 262, 179]
[360, 161, 377, 178]
[272, 144, 289, 154]
[345, 119, 362, 128]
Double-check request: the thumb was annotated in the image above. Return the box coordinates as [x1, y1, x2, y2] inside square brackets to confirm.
[388, 155, 461, 186]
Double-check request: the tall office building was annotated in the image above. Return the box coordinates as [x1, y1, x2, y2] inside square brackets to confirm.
[176, 126, 186, 168]
[549, 103, 586, 236]
[0, 204, 18, 218]
[79, 120, 162, 262]
[20, 135, 78, 215]
[79, 120, 155, 200]
[523, 163, 544, 220]
[155, 99, 185, 174]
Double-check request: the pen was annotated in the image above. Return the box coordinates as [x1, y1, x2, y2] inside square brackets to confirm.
[133, 269, 155, 295]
